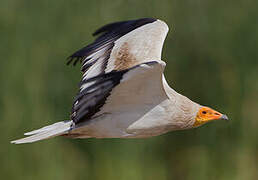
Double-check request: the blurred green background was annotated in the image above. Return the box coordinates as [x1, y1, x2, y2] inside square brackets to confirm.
[1, 0, 258, 179]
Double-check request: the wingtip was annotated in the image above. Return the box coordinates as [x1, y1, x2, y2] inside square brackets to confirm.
[66, 56, 74, 65]
[92, 17, 157, 37]
[66, 56, 84, 66]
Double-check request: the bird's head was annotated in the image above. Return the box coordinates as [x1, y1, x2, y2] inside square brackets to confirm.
[193, 106, 228, 127]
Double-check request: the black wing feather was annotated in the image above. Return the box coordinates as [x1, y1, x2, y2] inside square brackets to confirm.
[71, 69, 129, 124]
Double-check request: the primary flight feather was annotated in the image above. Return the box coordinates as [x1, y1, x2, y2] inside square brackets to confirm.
[11, 18, 228, 144]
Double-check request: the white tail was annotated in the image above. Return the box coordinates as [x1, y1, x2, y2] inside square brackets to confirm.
[11, 121, 73, 144]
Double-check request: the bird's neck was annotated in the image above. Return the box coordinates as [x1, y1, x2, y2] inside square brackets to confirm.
[162, 75, 201, 130]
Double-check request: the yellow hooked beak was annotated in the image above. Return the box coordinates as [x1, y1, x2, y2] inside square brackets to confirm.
[193, 106, 228, 127]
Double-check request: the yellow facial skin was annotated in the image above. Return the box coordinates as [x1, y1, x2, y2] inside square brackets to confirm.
[194, 107, 228, 127]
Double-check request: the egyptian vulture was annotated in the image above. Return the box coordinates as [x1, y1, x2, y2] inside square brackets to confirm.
[12, 18, 228, 144]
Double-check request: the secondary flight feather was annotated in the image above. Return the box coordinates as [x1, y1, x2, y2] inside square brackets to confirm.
[11, 18, 228, 144]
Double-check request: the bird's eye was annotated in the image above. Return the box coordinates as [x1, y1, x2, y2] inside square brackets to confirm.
[202, 111, 207, 114]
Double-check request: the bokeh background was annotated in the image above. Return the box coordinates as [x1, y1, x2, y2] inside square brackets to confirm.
[1, 0, 258, 179]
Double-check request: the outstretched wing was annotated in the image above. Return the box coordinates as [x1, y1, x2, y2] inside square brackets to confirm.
[68, 18, 169, 124]
[71, 61, 168, 124]
[67, 18, 169, 91]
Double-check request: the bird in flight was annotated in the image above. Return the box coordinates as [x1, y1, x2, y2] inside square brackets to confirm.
[11, 18, 228, 144]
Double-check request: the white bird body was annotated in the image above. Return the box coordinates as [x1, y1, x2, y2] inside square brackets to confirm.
[11, 18, 226, 144]
[72, 63, 200, 139]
